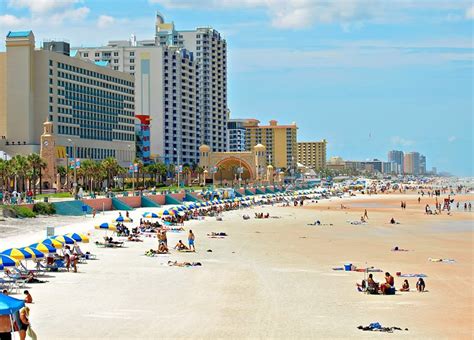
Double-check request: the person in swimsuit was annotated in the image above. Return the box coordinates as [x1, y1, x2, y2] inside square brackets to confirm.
[23, 290, 32, 303]
[400, 280, 410, 292]
[188, 230, 195, 251]
[174, 240, 188, 251]
[18, 306, 30, 340]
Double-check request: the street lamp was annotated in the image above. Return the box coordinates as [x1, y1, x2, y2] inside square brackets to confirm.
[173, 147, 180, 188]
[67, 139, 77, 194]
[127, 144, 134, 193]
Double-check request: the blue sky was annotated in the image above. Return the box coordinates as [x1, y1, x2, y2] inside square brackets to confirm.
[1, 0, 473, 175]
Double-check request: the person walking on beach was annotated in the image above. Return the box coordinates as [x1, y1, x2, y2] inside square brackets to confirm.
[469, 203, 472, 212]
[188, 230, 195, 251]
[364, 209, 368, 220]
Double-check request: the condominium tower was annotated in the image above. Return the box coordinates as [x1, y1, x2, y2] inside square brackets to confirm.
[227, 118, 247, 152]
[388, 150, 404, 174]
[243, 119, 297, 170]
[404, 152, 420, 175]
[75, 12, 228, 164]
[297, 140, 327, 171]
[0, 31, 135, 166]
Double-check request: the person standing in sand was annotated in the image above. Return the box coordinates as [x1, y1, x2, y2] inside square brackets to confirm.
[188, 230, 195, 251]
[364, 209, 368, 220]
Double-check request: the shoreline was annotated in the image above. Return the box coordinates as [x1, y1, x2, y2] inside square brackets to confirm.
[0, 192, 472, 338]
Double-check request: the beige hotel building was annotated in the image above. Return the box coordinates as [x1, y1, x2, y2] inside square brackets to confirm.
[0, 31, 135, 166]
[297, 140, 327, 171]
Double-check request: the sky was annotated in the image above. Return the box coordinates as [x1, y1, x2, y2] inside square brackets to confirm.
[0, 0, 473, 176]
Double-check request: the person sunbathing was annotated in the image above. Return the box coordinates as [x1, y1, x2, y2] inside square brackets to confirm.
[167, 261, 202, 267]
[208, 232, 228, 236]
[400, 280, 410, 292]
[390, 218, 397, 224]
[127, 236, 142, 242]
[174, 240, 189, 251]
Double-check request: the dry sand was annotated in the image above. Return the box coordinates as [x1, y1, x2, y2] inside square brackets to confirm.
[0, 193, 472, 339]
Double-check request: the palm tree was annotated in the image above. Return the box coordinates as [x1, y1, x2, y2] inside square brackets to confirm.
[217, 164, 227, 186]
[101, 157, 120, 189]
[27, 153, 47, 195]
[0, 159, 8, 192]
[195, 166, 204, 186]
[57, 165, 67, 188]
[11, 155, 28, 192]
[182, 165, 192, 187]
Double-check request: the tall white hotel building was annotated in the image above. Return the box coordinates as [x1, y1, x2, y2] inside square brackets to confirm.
[75, 13, 228, 165]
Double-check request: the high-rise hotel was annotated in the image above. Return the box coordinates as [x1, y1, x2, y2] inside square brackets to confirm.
[75, 12, 228, 165]
[0, 31, 135, 166]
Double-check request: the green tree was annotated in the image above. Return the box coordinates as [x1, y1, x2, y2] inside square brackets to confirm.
[101, 157, 120, 189]
[11, 155, 28, 192]
[27, 153, 46, 195]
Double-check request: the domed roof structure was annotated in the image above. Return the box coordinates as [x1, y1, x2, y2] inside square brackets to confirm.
[254, 144, 265, 151]
[199, 144, 210, 152]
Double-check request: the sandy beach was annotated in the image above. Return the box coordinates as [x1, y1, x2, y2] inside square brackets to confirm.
[0, 192, 472, 339]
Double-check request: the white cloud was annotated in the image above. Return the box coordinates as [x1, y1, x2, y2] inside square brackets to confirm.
[448, 136, 457, 142]
[466, 5, 474, 19]
[391, 136, 414, 147]
[151, 0, 473, 29]
[97, 15, 115, 28]
[0, 14, 27, 27]
[7, 0, 81, 14]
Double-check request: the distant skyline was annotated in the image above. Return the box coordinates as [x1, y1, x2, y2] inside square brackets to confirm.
[0, 0, 472, 175]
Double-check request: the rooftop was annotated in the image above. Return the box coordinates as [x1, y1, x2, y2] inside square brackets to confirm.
[7, 31, 32, 38]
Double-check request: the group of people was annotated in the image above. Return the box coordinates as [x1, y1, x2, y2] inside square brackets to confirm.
[358, 272, 426, 294]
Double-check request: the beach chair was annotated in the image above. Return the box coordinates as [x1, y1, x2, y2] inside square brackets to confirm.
[0, 278, 14, 294]
[20, 262, 45, 277]
[4, 272, 27, 290]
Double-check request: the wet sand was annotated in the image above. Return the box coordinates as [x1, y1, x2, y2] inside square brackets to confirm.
[0, 193, 472, 339]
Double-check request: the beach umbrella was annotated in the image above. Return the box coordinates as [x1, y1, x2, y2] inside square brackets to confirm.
[42, 238, 64, 249]
[0, 294, 25, 316]
[114, 216, 132, 223]
[1, 248, 32, 261]
[29, 242, 57, 254]
[142, 212, 159, 218]
[0, 254, 19, 269]
[20, 247, 45, 259]
[95, 223, 117, 231]
[66, 233, 90, 243]
[51, 235, 76, 245]
[159, 209, 175, 216]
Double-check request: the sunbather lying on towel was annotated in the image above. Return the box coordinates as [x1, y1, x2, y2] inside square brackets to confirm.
[104, 237, 123, 245]
[127, 236, 143, 242]
[167, 261, 202, 267]
[391, 246, 409, 251]
[207, 232, 228, 236]
[174, 240, 189, 251]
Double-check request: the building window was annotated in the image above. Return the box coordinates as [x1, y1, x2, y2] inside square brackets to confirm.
[130, 59, 134, 63]
[83, 53, 88, 57]
[95, 52, 100, 57]
[129, 52, 135, 56]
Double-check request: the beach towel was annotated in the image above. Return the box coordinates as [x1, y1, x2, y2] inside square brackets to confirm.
[398, 273, 427, 278]
[332, 267, 344, 271]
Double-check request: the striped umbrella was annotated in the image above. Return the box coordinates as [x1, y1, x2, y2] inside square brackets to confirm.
[20, 247, 45, 259]
[1, 248, 31, 261]
[0, 254, 19, 269]
[114, 216, 132, 223]
[142, 212, 159, 218]
[51, 235, 76, 245]
[95, 223, 117, 231]
[42, 238, 64, 249]
[29, 242, 57, 254]
[66, 233, 90, 243]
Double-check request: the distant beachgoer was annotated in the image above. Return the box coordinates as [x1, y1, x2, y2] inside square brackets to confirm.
[1, 289, 7, 295]
[469, 203, 472, 212]
[24, 290, 32, 304]
[418, 197, 421, 203]
[390, 217, 396, 224]
[188, 230, 195, 251]
[416, 278, 426, 292]
[400, 280, 410, 292]
[401, 201, 404, 209]
[464, 203, 467, 211]
[364, 209, 368, 219]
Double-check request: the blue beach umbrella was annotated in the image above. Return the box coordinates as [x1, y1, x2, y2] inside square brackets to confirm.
[0, 254, 19, 269]
[1, 248, 32, 260]
[20, 247, 45, 259]
[0, 294, 25, 316]
[29, 242, 57, 254]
